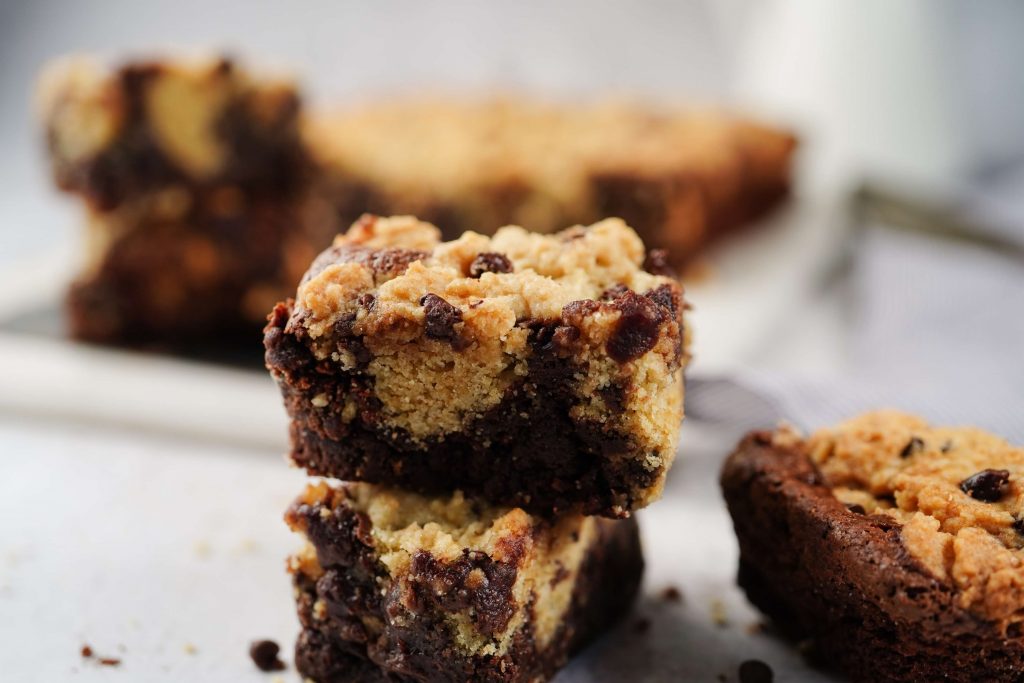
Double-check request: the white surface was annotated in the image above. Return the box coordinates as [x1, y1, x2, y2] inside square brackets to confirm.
[0, 416, 835, 682]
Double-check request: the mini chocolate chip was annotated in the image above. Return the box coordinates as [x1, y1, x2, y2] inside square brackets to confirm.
[357, 293, 376, 310]
[846, 503, 866, 515]
[645, 283, 682, 315]
[960, 469, 1011, 502]
[80, 645, 93, 658]
[900, 437, 924, 458]
[469, 252, 513, 277]
[249, 639, 285, 672]
[739, 659, 774, 683]
[643, 248, 676, 277]
[420, 293, 463, 341]
[661, 586, 683, 603]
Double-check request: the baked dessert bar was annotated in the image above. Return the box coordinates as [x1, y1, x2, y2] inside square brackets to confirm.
[38, 56, 333, 345]
[285, 481, 643, 682]
[721, 411, 1024, 683]
[265, 215, 687, 517]
[307, 98, 796, 266]
[38, 55, 307, 210]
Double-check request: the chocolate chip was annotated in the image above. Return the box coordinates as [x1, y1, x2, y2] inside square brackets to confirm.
[739, 659, 774, 683]
[846, 503, 866, 515]
[645, 283, 682, 315]
[249, 639, 285, 672]
[357, 293, 376, 310]
[900, 437, 924, 458]
[468, 252, 513, 277]
[960, 469, 1011, 502]
[599, 284, 629, 302]
[643, 248, 676, 277]
[606, 291, 666, 363]
[420, 293, 463, 341]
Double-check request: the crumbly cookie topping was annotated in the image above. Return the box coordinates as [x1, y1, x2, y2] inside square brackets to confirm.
[290, 215, 684, 463]
[804, 411, 1024, 623]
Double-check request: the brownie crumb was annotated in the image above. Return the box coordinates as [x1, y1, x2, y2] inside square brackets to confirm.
[960, 469, 1010, 502]
[249, 639, 286, 672]
[99, 657, 121, 667]
[717, 675, 728, 683]
[80, 645, 93, 658]
[738, 659, 773, 683]
[420, 293, 463, 340]
[469, 252, 513, 277]
[661, 586, 683, 603]
[900, 437, 924, 458]
[710, 599, 729, 627]
[846, 503, 866, 515]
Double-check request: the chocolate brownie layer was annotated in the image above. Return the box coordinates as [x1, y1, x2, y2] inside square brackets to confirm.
[307, 98, 796, 267]
[265, 215, 687, 517]
[721, 414, 1024, 683]
[38, 55, 307, 210]
[286, 482, 643, 683]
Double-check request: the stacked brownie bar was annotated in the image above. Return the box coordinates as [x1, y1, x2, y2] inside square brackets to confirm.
[267, 214, 688, 681]
[307, 98, 796, 268]
[38, 55, 335, 346]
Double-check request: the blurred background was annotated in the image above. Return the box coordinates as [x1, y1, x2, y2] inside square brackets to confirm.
[2, 0, 1023, 260]
[1, 1, 1023, 681]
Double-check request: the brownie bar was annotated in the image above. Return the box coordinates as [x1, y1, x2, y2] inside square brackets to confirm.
[285, 481, 643, 683]
[38, 55, 307, 210]
[721, 413, 1024, 683]
[306, 99, 796, 266]
[265, 215, 687, 517]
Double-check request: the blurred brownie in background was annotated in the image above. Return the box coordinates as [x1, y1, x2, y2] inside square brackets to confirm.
[38, 54, 793, 352]
[285, 480, 643, 682]
[38, 55, 336, 346]
[306, 98, 796, 268]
